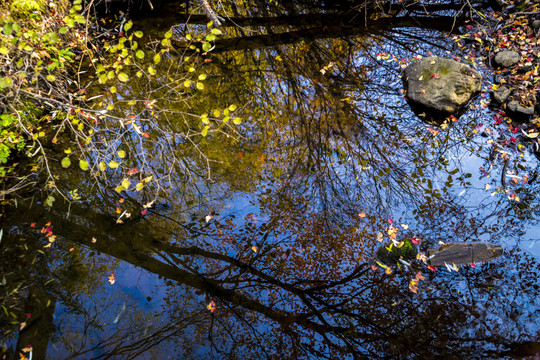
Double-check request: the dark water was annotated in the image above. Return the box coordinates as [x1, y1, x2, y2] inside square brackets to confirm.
[1, 4, 539, 359]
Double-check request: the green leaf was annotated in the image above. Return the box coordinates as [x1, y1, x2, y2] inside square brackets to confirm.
[79, 160, 89, 171]
[135, 182, 144, 191]
[0, 47, 9, 55]
[46, 74, 55, 82]
[118, 72, 129, 82]
[117, 150, 126, 158]
[183, 80, 191, 88]
[115, 185, 124, 193]
[98, 162, 107, 171]
[123, 20, 133, 32]
[198, 74, 207, 81]
[201, 126, 209, 137]
[148, 66, 156, 75]
[201, 114, 209, 124]
[164, 30, 173, 39]
[211, 28, 222, 35]
[228, 104, 237, 111]
[61, 157, 71, 168]
[153, 53, 161, 64]
[0, 77, 13, 89]
[108, 160, 120, 169]
[59, 27, 68, 34]
[136, 50, 144, 59]
[196, 82, 204, 90]
[205, 34, 216, 42]
[45, 195, 55, 207]
[233, 117, 242, 125]
[134, 31, 143, 38]
[202, 42, 211, 52]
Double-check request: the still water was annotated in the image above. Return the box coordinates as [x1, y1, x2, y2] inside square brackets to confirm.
[1, 3, 539, 359]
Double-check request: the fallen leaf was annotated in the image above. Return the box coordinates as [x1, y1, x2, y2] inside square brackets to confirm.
[371, 264, 378, 271]
[427, 265, 437, 272]
[108, 273, 116, 285]
[411, 237, 420, 244]
[358, 212, 366, 218]
[385, 267, 393, 275]
[207, 300, 216, 313]
[469, 262, 476, 268]
[91, 237, 97, 243]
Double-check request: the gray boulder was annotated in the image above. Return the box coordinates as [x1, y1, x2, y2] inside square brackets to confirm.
[493, 51, 521, 68]
[507, 100, 535, 117]
[403, 57, 482, 113]
[492, 85, 511, 104]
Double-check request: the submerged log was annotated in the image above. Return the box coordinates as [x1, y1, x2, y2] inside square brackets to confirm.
[428, 242, 503, 266]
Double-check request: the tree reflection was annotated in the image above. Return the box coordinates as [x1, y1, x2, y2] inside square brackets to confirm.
[2, 1, 540, 358]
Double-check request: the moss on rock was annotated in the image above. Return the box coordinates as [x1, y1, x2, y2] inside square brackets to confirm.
[376, 238, 418, 265]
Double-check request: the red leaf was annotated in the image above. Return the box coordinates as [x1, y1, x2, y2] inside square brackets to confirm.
[141, 209, 148, 216]
[411, 237, 420, 244]
[469, 262, 476, 268]
[427, 265, 438, 272]
[388, 218, 393, 224]
[127, 168, 140, 175]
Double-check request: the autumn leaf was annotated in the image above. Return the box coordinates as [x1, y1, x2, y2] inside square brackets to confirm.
[411, 237, 420, 244]
[427, 265, 437, 272]
[251, 245, 258, 253]
[371, 264, 378, 271]
[469, 262, 476, 268]
[385, 267, 393, 275]
[108, 273, 116, 285]
[207, 300, 216, 313]
[358, 212, 366, 218]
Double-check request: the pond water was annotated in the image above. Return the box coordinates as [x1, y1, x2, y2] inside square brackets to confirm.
[1, 3, 540, 359]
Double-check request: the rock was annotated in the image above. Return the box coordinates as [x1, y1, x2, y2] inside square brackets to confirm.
[403, 57, 482, 114]
[532, 20, 540, 31]
[492, 85, 511, 104]
[507, 100, 535, 117]
[427, 243, 503, 266]
[375, 238, 417, 266]
[493, 51, 521, 68]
